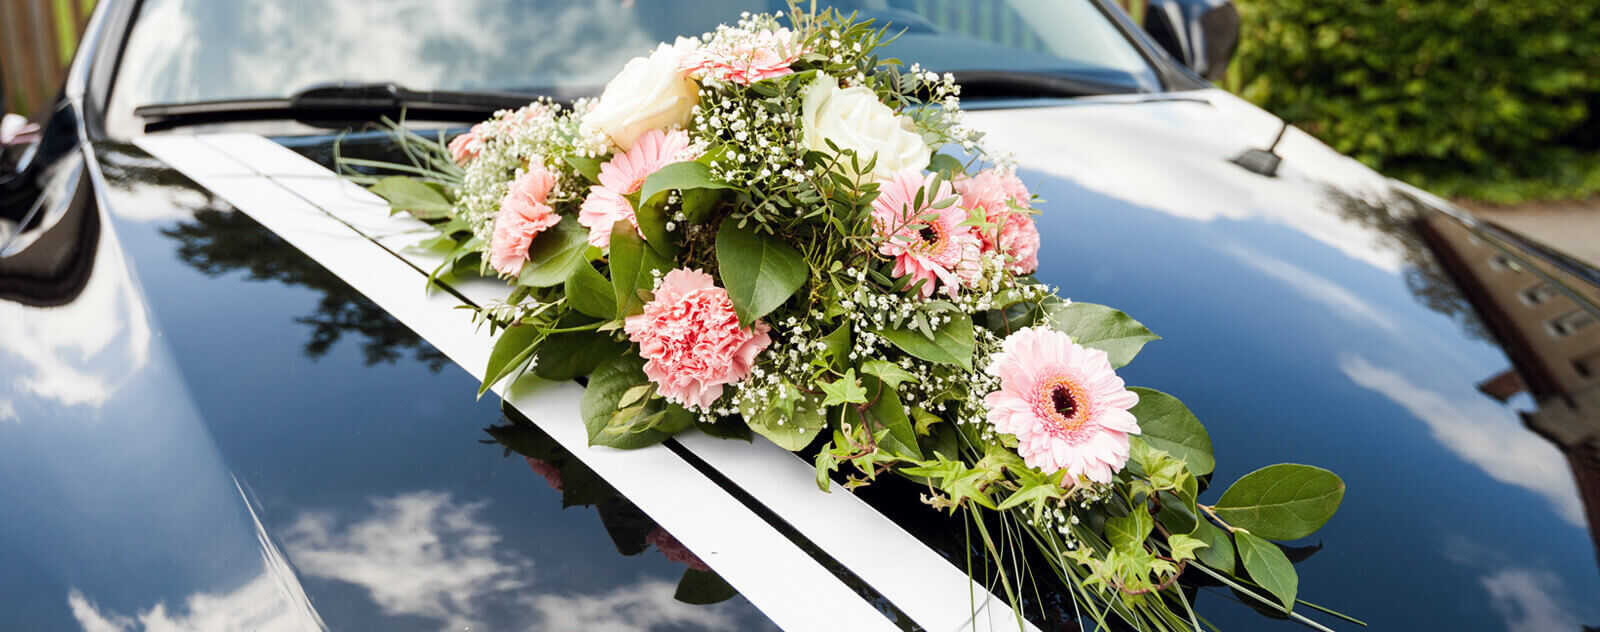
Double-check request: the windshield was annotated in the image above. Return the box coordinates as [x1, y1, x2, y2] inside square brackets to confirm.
[108, 0, 1158, 114]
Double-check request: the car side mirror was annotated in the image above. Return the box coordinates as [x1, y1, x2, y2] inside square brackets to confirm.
[1143, 0, 1240, 82]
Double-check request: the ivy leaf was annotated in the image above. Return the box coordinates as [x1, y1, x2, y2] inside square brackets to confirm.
[370, 176, 453, 219]
[516, 216, 589, 287]
[608, 222, 673, 316]
[1106, 509, 1154, 551]
[876, 311, 975, 370]
[1045, 302, 1159, 368]
[820, 369, 869, 407]
[996, 481, 1065, 511]
[861, 360, 915, 389]
[715, 220, 808, 325]
[1236, 532, 1298, 610]
[1167, 533, 1209, 562]
[565, 262, 617, 320]
[1129, 388, 1215, 476]
[1214, 464, 1345, 540]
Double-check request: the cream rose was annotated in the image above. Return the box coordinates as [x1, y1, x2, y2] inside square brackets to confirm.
[800, 73, 931, 181]
[582, 37, 700, 151]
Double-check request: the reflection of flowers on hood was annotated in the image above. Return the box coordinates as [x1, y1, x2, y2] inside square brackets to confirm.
[525, 457, 563, 490]
[800, 73, 930, 181]
[983, 327, 1140, 484]
[581, 38, 700, 151]
[870, 169, 982, 297]
[623, 269, 771, 409]
[646, 526, 711, 571]
[679, 27, 801, 85]
[578, 129, 698, 248]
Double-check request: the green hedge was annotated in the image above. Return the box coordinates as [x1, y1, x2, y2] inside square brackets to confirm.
[1228, 1, 1600, 202]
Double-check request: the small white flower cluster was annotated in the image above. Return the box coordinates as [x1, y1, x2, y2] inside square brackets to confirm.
[455, 101, 589, 244]
[690, 88, 809, 190]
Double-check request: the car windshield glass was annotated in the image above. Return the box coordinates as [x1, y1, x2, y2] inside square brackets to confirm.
[109, 0, 1158, 113]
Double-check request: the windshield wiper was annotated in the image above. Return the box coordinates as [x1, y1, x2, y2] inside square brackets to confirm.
[133, 82, 544, 132]
[950, 71, 1133, 99]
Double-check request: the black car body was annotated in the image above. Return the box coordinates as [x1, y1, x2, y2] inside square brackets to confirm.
[3, 1, 1598, 630]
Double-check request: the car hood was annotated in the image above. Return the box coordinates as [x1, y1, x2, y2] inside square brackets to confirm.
[3, 89, 1597, 630]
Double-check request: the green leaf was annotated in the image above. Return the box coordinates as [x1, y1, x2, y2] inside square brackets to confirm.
[1236, 531, 1298, 610]
[680, 188, 724, 225]
[608, 223, 673, 316]
[534, 329, 626, 381]
[1167, 533, 1209, 561]
[861, 360, 915, 389]
[1106, 509, 1154, 551]
[819, 322, 851, 370]
[640, 161, 732, 207]
[1045, 302, 1159, 368]
[876, 311, 975, 370]
[481, 324, 542, 395]
[1214, 464, 1345, 540]
[862, 377, 923, 459]
[996, 481, 1065, 511]
[738, 390, 827, 451]
[927, 153, 965, 175]
[633, 200, 677, 256]
[370, 176, 453, 219]
[715, 221, 808, 325]
[565, 262, 617, 320]
[675, 568, 737, 605]
[820, 369, 869, 407]
[564, 155, 603, 182]
[1193, 519, 1236, 575]
[516, 216, 589, 287]
[580, 355, 670, 449]
[1129, 388, 1215, 476]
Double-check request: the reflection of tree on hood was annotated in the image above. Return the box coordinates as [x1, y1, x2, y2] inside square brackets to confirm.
[161, 207, 449, 371]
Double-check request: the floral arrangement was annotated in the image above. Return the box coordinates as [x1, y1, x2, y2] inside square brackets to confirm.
[351, 9, 1352, 630]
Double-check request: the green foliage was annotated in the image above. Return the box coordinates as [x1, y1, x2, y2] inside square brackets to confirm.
[580, 356, 678, 449]
[608, 223, 673, 316]
[565, 262, 616, 320]
[1230, 0, 1600, 202]
[1045, 302, 1159, 368]
[1214, 464, 1345, 540]
[1128, 388, 1214, 476]
[481, 323, 541, 395]
[715, 220, 809, 325]
[876, 310, 976, 370]
[515, 217, 589, 287]
[371, 176, 454, 219]
[1235, 531, 1298, 609]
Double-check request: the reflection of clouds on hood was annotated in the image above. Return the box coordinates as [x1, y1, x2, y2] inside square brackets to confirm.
[1339, 355, 1583, 525]
[0, 223, 151, 418]
[283, 491, 526, 630]
[967, 92, 1405, 274]
[1222, 242, 1397, 334]
[525, 580, 745, 632]
[279, 490, 772, 632]
[1481, 568, 1584, 632]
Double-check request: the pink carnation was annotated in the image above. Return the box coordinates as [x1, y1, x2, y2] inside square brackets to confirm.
[623, 269, 770, 409]
[955, 169, 1040, 273]
[983, 327, 1140, 484]
[448, 123, 486, 164]
[679, 28, 802, 85]
[871, 169, 982, 297]
[525, 457, 564, 490]
[647, 526, 711, 571]
[489, 165, 562, 276]
[578, 128, 698, 248]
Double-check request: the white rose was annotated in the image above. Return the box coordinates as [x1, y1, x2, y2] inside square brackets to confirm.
[800, 73, 931, 181]
[582, 37, 700, 151]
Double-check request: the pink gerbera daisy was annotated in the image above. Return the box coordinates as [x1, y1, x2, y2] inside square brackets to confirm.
[983, 326, 1141, 484]
[679, 27, 802, 85]
[488, 165, 561, 276]
[624, 268, 771, 409]
[954, 168, 1040, 274]
[578, 128, 698, 248]
[871, 169, 982, 297]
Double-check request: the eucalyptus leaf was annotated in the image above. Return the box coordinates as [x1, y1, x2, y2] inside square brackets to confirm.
[516, 216, 589, 287]
[1236, 531, 1298, 610]
[876, 311, 975, 370]
[370, 176, 453, 219]
[1129, 388, 1215, 476]
[715, 220, 808, 324]
[1214, 464, 1345, 540]
[1045, 302, 1159, 368]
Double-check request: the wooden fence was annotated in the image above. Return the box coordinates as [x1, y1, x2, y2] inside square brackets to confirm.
[1, 0, 95, 117]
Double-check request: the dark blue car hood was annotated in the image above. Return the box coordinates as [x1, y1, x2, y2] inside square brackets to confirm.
[3, 90, 1598, 630]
